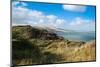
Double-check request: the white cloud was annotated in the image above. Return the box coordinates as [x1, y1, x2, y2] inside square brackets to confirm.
[12, 1, 19, 6]
[12, 1, 27, 7]
[68, 17, 95, 31]
[47, 15, 57, 19]
[63, 5, 86, 12]
[56, 19, 65, 24]
[70, 17, 93, 26]
[12, 2, 65, 27]
[39, 19, 44, 23]
[70, 17, 83, 26]
[21, 2, 27, 6]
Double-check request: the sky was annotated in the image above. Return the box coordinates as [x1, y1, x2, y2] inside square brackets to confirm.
[12, 1, 96, 32]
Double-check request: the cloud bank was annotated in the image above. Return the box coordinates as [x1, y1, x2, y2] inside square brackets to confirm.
[63, 5, 86, 12]
[12, 2, 95, 32]
[12, 2, 65, 27]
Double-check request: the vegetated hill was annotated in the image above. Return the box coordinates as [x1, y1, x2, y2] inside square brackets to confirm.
[12, 25, 96, 65]
[12, 38, 95, 65]
[72, 40, 96, 61]
[12, 25, 64, 40]
[43, 40, 96, 62]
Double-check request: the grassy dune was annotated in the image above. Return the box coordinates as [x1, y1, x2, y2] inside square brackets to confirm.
[12, 39, 96, 65]
[12, 25, 96, 65]
[42, 40, 95, 62]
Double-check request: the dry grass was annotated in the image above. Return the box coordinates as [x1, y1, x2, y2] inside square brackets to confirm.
[43, 40, 96, 62]
[13, 39, 96, 65]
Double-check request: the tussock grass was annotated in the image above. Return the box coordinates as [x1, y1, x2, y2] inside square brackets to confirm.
[12, 25, 96, 65]
[13, 39, 96, 65]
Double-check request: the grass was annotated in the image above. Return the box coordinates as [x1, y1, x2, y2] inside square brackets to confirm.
[12, 25, 96, 66]
[12, 38, 96, 65]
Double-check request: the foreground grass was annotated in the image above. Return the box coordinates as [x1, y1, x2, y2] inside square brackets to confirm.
[12, 39, 96, 65]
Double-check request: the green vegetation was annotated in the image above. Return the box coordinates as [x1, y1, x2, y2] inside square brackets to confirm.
[12, 25, 96, 66]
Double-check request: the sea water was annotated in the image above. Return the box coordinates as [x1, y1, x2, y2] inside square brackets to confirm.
[56, 32, 96, 42]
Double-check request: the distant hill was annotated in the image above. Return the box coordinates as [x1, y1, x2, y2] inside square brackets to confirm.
[33, 25, 95, 34]
[32, 25, 77, 33]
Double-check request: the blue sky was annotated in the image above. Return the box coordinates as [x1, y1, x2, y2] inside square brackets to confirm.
[12, 1, 96, 32]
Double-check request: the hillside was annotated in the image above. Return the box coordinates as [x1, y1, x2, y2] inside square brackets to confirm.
[12, 25, 96, 66]
[12, 25, 64, 40]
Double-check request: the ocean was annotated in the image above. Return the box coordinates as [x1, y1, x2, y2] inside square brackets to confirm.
[56, 31, 96, 42]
